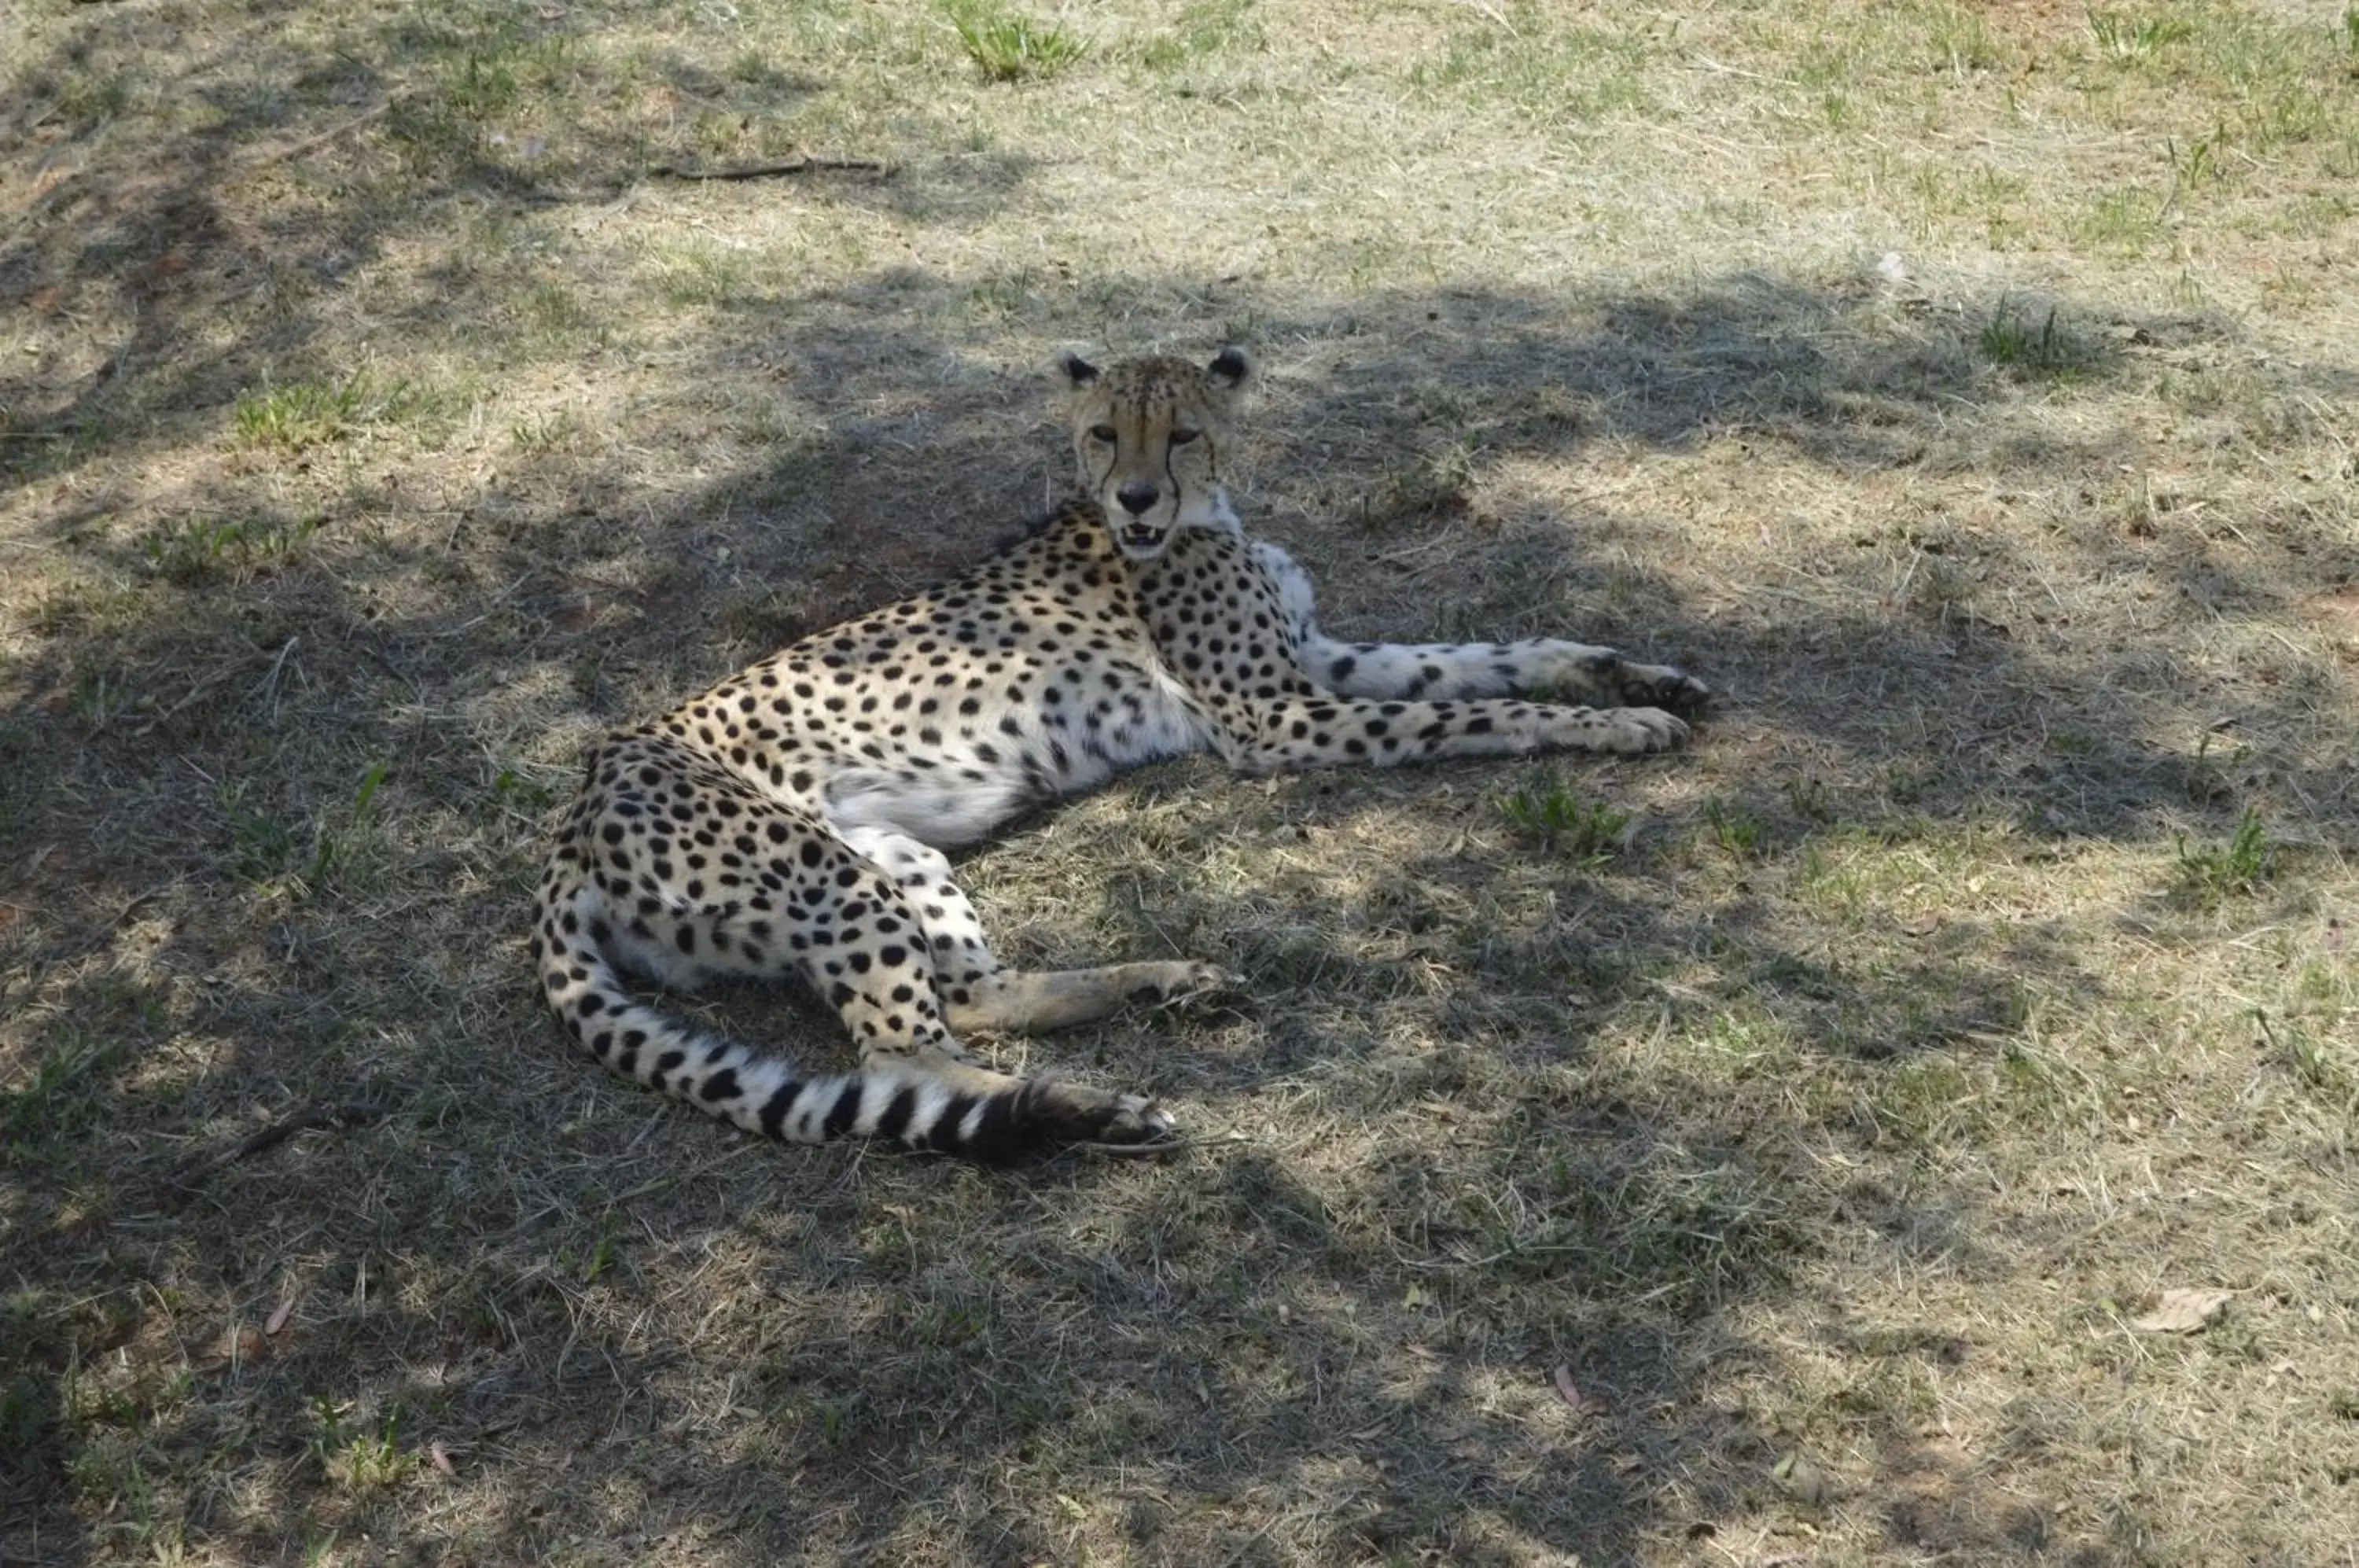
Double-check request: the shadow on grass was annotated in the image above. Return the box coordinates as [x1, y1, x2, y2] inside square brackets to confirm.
[6, 245, 2354, 1559]
[1, 0, 1024, 502]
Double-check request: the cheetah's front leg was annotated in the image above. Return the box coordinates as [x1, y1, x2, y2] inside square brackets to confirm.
[1297, 630, 1708, 712]
[1221, 693, 1688, 775]
[1252, 539, 1706, 710]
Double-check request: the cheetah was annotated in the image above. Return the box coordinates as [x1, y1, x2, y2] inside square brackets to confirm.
[531, 348, 1707, 1161]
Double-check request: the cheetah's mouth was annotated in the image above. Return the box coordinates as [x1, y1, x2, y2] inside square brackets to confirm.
[1115, 523, 1170, 561]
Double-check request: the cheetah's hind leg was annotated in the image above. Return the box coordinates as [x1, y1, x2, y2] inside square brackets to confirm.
[557, 736, 1172, 1158]
[836, 824, 1241, 1036]
[944, 961, 1242, 1035]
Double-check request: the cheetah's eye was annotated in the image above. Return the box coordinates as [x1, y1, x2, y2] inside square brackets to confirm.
[1168, 428, 1202, 446]
[1088, 423, 1118, 443]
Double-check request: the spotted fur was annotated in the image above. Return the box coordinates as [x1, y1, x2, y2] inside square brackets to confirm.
[531, 348, 1707, 1161]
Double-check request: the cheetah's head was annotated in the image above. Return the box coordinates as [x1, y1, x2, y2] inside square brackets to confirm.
[1058, 348, 1253, 562]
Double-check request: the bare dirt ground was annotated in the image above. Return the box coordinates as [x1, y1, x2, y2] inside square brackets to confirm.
[4, 1, 2357, 1562]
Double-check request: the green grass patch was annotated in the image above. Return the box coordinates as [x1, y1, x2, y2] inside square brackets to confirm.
[944, 0, 1091, 81]
[2088, 10, 2196, 64]
[232, 374, 427, 453]
[1496, 777, 1631, 865]
[0, 1032, 136, 1163]
[219, 762, 392, 897]
[1406, 8, 1653, 123]
[1704, 797, 1765, 859]
[1978, 298, 2097, 377]
[1137, 0, 1263, 68]
[310, 1399, 411, 1496]
[2172, 805, 2278, 908]
[140, 513, 323, 583]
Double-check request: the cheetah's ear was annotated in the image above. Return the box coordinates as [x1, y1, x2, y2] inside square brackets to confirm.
[1056, 351, 1101, 388]
[1205, 346, 1255, 392]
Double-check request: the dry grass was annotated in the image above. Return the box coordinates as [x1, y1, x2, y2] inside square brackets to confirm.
[5, 0, 2358, 1562]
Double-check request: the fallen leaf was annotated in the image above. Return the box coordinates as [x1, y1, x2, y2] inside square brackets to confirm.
[429, 1441, 457, 1476]
[1551, 1364, 1599, 1415]
[2131, 1288, 2230, 1334]
[265, 1297, 295, 1336]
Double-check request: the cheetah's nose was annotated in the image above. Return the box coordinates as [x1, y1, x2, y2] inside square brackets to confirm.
[1116, 481, 1159, 516]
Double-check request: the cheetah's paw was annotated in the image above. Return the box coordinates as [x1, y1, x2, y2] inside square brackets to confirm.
[1606, 706, 1691, 754]
[1617, 661, 1711, 713]
[1127, 961, 1247, 1010]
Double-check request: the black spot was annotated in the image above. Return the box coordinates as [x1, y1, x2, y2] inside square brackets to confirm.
[701, 1069, 741, 1103]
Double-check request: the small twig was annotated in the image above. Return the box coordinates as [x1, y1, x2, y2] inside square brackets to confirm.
[248, 635, 300, 722]
[168, 1102, 385, 1190]
[1450, 0, 1521, 37]
[1691, 53, 1797, 87]
[648, 155, 890, 181]
[242, 101, 391, 167]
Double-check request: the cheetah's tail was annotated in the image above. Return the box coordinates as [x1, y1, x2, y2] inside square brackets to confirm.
[533, 878, 1062, 1162]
